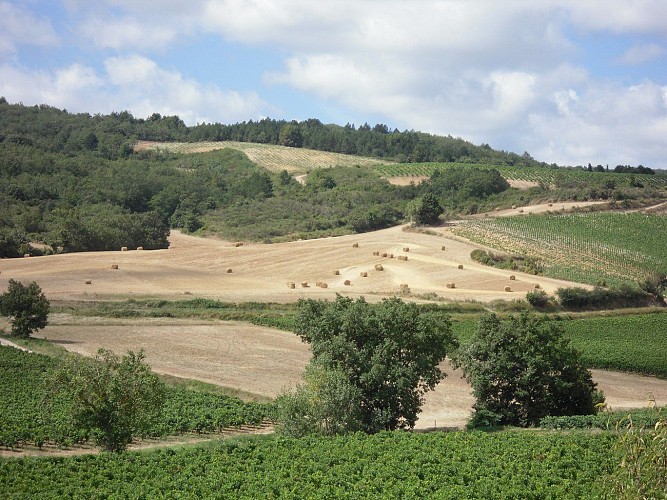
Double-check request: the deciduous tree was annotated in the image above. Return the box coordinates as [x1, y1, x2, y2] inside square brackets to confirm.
[454, 312, 602, 428]
[0, 279, 50, 338]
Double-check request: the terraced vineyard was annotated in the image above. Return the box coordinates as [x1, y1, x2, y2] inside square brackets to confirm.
[452, 212, 667, 286]
[135, 140, 391, 174]
[375, 162, 667, 187]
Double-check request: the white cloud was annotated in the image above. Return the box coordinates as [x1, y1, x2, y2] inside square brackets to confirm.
[0, 56, 272, 124]
[618, 43, 665, 65]
[0, 1, 59, 54]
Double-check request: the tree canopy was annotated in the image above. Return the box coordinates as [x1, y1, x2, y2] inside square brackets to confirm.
[0, 280, 49, 338]
[293, 296, 455, 432]
[50, 349, 165, 452]
[454, 312, 602, 428]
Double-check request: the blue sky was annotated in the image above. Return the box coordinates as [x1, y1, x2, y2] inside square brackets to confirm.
[1, 1, 666, 167]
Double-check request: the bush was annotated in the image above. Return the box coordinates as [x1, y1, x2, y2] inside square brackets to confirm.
[556, 285, 654, 310]
[526, 289, 550, 308]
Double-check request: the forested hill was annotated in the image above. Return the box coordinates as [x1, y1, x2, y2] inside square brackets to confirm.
[0, 99, 545, 166]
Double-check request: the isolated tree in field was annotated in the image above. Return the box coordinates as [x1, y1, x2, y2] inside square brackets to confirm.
[275, 361, 363, 437]
[406, 193, 443, 225]
[0, 279, 50, 338]
[279, 123, 304, 148]
[454, 312, 602, 428]
[50, 349, 165, 452]
[294, 296, 455, 432]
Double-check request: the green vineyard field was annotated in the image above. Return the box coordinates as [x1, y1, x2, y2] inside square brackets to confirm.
[374, 162, 667, 187]
[0, 346, 271, 449]
[452, 212, 667, 287]
[0, 431, 619, 498]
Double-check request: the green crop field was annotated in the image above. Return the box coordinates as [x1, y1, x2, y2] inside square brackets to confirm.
[452, 212, 667, 287]
[375, 162, 667, 187]
[0, 431, 619, 498]
[0, 346, 270, 449]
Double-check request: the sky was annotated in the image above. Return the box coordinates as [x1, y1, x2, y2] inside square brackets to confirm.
[1, 1, 666, 167]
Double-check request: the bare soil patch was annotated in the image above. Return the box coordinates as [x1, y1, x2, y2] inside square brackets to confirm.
[471, 200, 608, 218]
[386, 175, 428, 186]
[35, 315, 667, 430]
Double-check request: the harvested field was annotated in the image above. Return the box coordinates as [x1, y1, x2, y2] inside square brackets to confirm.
[35, 314, 667, 430]
[134, 141, 390, 174]
[0, 225, 591, 304]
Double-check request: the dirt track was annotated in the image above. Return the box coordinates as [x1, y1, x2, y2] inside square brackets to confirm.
[0, 225, 590, 304]
[36, 315, 667, 430]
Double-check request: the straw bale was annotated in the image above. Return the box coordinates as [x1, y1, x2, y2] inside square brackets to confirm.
[352, 243, 359, 248]
[397, 255, 408, 261]
[344, 280, 351, 286]
[509, 275, 516, 280]
[85, 280, 92, 285]
[121, 247, 128, 252]
[23, 253, 30, 258]
[372, 251, 380, 256]
[504, 286, 512, 292]
[403, 247, 409, 252]
[301, 282, 309, 287]
[441, 245, 446, 251]
[374, 264, 384, 271]
[288, 282, 296, 289]
[226, 268, 233, 273]
[234, 242, 243, 247]
[381, 252, 388, 257]
[111, 264, 119, 270]
[334, 270, 340, 275]
[534, 283, 541, 289]
[457, 264, 463, 269]
[136, 246, 143, 251]
[360, 272, 368, 277]
[446, 282, 456, 289]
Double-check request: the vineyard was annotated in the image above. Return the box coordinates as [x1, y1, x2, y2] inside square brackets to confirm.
[452, 212, 667, 286]
[0, 430, 619, 498]
[0, 346, 271, 449]
[374, 162, 667, 188]
[135, 140, 390, 174]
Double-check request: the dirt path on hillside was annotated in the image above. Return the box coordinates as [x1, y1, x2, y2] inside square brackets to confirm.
[36, 315, 667, 430]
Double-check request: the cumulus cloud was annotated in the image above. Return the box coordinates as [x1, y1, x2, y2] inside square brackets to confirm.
[6, 0, 667, 165]
[0, 56, 271, 124]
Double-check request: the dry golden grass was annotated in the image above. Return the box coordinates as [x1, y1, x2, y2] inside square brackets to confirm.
[135, 140, 391, 174]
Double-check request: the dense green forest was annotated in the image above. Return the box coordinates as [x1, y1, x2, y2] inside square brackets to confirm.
[1, 99, 664, 256]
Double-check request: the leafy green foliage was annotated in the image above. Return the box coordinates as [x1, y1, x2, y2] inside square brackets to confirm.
[0, 431, 619, 498]
[470, 248, 543, 275]
[556, 285, 654, 310]
[406, 193, 443, 225]
[275, 362, 363, 437]
[609, 414, 667, 499]
[540, 407, 666, 430]
[0, 280, 49, 338]
[454, 313, 602, 427]
[294, 296, 455, 431]
[49, 349, 166, 452]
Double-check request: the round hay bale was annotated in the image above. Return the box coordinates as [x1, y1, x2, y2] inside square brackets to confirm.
[504, 286, 512, 292]
[381, 252, 388, 258]
[344, 280, 351, 286]
[374, 264, 384, 271]
[509, 275, 516, 280]
[534, 283, 541, 289]
[360, 271, 368, 277]
[85, 280, 92, 285]
[494, 207, 500, 212]
[288, 282, 296, 289]
[111, 264, 119, 270]
[548, 203, 553, 207]
[23, 253, 30, 258]
[334, 270, 340, 275]
[320, 282, 328, 289]
[511, 205, 517, 209]
[389, 254, 394, 259]
[397, 255, 408, 261]
[301, 282, 309, 288]
[136, 246, 143, 251]
[226, 268, 233, 273]
[352, 243, 359, 248]
[400, 284, 410, 291]
[518, 208, 524, 213]
[446, 282, 456, 289]
[403, 247, 409, 252]
[234, 242, 243, 247]
[441, 245, 446, 251]
[121, 246, 128, 252]
[372, 251, 380, 256]
[457, 264, 463, 270]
